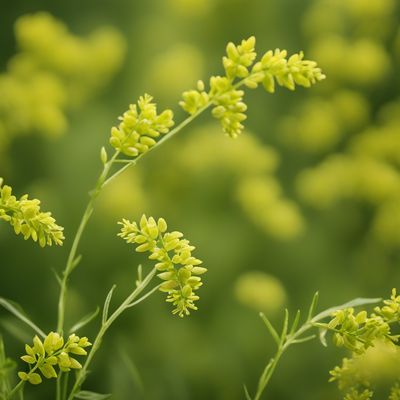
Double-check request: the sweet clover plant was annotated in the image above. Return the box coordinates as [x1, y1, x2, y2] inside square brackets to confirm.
[1, 30, 388, 400]
[246, 291, 400, 400]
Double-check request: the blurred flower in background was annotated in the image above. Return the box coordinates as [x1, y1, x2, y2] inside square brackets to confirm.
[234, 271, 286, 315]
[0, 12, 125, 167]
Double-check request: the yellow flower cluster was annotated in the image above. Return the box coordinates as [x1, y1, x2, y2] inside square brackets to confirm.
[118, 215, 206, 317]
[180, 36, 325, 138]
[0, 178, 64, 247]
[328, 308, 391, 353]
[110, 94, 174, 157]
[18, 332, 91, 385]
[326, 290, 400, 399]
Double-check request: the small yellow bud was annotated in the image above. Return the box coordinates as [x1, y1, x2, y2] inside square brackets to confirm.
[197, 80, 205, 91]
[100, 147, 108, 164]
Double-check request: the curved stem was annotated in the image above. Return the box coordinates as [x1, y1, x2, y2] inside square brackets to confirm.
[56, 151, 120, 333]
[252, 320, 314, 400]
[66, 268, 157, 400]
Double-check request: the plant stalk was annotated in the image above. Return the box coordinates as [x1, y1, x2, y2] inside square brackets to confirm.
[66, 268, 157, 400]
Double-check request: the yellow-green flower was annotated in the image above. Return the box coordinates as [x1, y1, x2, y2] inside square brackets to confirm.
[180, 36, 325, 138]
[0, 178, 64, 247]
[119, 215, 206, 317]
[18, 332, 91, 384]
[110, 94, 174, 157]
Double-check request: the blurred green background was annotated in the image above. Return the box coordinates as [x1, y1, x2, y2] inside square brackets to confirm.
[1, 0, 400, 399]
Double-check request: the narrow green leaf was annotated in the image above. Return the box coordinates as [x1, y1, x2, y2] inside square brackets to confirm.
[69, 307, 100, 334]
[71, 255, 83, 272]
[102, 285, 116, 325]
[291, 334, 316, 344]
[312, 297, 381, 322]
[258, 358, 274, 389]
[307, 292, 319, 321]
[74, 391, 111, 399]
[126, 284, 162, 309]
[0, 319, 31, 343]
[119, 349, 144, 394]
[52, 269, 62, 286]
[243, 384, 252, 400]
[280, 309, 289, 345]
[319, 327, 328, 347]
[289, 310, 301, 336]
[259, 313, 280, 346]
[0, 297, 45, 338]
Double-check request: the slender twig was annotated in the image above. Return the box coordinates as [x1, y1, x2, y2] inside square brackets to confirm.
[56, 372, 62, 400]
[251, 296, 382, 400]
[62, 371, 69, 400]
[56, 151, 120, 333]
[66, 268, 157, 400]
[125, 284, 163, 308]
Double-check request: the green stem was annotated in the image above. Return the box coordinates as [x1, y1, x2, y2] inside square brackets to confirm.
[57, 371, 69, 400]
[252, 320, 314, 400]
[62, 372, 69, 400]
[66, 268, 157, 400]
[7, 380, 24, 400]
[56, 151, 120, 334]
[56, 373, 62, 400]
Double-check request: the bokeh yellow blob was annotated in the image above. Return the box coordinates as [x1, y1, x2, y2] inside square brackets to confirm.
[311, 36, 390, 86]
[146, 44, 204, 99]
[234, 271, 287, 315]
[353, 340, 400, 385]
[237, 177, 304, 239]
[98, 169, 147, 219]
[168, 0, 212, 17]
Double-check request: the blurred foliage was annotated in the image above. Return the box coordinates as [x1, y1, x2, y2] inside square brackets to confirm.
[1, 0, 400, 399]
[0, 12, 125, 169]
